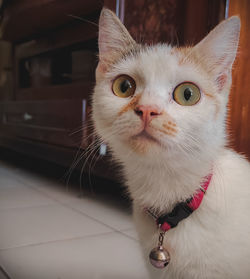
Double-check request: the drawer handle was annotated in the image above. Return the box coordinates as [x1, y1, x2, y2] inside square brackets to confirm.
[23, 112, 33, 121]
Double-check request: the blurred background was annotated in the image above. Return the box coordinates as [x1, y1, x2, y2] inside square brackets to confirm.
[0, 1, 249, 278]
[0, 0, 249, 178]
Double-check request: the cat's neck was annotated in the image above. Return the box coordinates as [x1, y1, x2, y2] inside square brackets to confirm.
[120, 149, 217, 213]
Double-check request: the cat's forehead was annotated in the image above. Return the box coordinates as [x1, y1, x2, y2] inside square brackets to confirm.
[111, 44, 195, 85]
[137, 45, 178, 66]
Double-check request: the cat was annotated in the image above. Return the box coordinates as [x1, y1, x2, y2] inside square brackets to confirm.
[92, 8, 250, 279]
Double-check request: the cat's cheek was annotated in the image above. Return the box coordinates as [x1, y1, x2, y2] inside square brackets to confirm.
[94, 90, 129, 124]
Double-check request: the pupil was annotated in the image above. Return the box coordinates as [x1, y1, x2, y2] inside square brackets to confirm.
[184, 88, 192, 101]
[120, 80, 131, 93]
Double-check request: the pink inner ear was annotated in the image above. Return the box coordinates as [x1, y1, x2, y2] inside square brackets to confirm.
[98, 31, 108, 60]
[216, 73, 228, 91]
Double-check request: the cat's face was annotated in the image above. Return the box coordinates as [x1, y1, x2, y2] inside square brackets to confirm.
[92, 9, 240, 165]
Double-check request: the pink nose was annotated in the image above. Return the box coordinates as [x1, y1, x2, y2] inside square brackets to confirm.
[134, 105, 162, 123]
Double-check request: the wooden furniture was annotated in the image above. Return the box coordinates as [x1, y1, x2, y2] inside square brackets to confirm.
[0, 0, 107, 177]
[228, 0, 250, 160]
[1, 0, 239, 181]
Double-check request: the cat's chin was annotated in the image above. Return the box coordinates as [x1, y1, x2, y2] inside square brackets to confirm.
[127, 131, 162, 154]
[132, 131, 159, 143]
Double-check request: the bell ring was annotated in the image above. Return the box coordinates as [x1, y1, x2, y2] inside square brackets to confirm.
[149, 245, 170, 268]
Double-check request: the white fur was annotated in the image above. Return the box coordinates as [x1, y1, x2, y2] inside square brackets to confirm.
[92, 9, 250, 278]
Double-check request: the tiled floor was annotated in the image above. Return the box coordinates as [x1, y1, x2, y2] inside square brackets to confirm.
[0, 160, 149, 279]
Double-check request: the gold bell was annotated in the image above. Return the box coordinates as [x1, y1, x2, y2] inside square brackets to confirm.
[149, 245, 170, 268]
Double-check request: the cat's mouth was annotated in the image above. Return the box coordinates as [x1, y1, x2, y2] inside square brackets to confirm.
[131, 130, 160, 145]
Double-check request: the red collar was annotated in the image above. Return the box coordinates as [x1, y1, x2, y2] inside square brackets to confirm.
[147, 174, 213, 232]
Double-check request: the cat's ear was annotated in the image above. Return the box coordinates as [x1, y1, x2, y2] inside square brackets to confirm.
[193, 16, 240, 91]
[97, 8, 136, 72]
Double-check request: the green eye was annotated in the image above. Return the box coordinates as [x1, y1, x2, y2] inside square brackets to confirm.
[112, 75, 136, 98]
[173, 82, 201, 106]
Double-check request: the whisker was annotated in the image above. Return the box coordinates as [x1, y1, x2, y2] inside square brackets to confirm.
[87, 143, 104, 192]
[68, 14, 99, 27]
[69, 119, 95, 137]
[64, 130, 101, 186]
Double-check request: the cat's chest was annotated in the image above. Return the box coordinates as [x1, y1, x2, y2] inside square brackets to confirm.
[133, 204, 230, 279]
[126, 168, 205, 213]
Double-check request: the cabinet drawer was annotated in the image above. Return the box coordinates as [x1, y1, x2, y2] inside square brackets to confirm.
[0, 99, 87, 147]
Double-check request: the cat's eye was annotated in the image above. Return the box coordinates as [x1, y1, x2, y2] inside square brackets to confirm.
[173, 82, 201, 106]
[112, 75, 136, 98]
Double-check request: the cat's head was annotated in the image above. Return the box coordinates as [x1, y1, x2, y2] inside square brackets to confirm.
[92, 9, 240, 167]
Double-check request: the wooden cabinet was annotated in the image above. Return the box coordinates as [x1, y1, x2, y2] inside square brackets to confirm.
[0, 0, 104, 174]
[0, 99, 86, 147]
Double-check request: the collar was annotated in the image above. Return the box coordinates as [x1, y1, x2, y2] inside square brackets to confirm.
[146, 173, 213, 232]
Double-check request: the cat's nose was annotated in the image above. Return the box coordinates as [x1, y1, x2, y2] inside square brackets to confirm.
[134, 105, 162, 123]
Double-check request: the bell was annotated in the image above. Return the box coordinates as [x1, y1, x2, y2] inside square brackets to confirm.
[149, 246, 170, 268]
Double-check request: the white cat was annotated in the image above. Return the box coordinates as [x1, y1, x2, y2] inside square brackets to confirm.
[92, 8, 250, 279]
